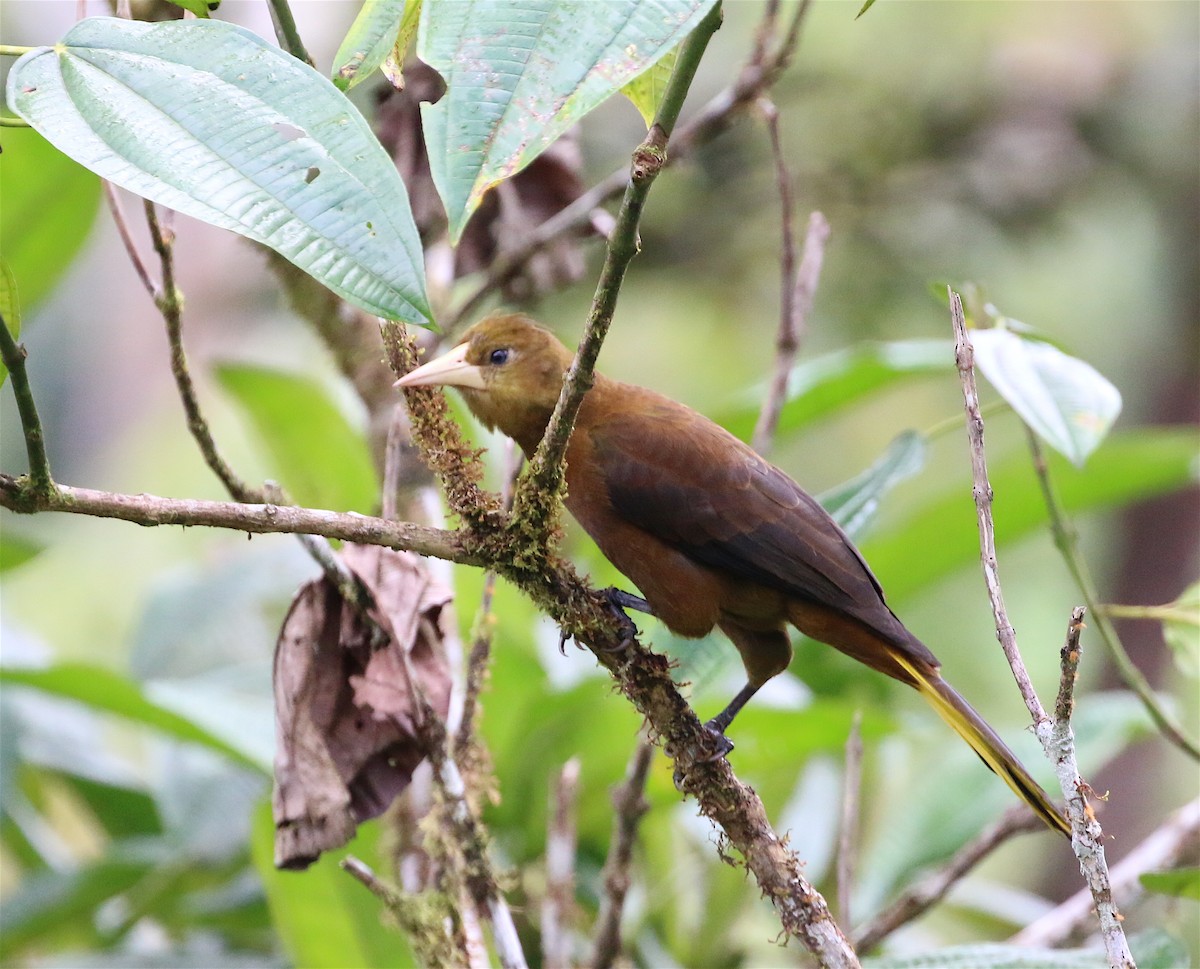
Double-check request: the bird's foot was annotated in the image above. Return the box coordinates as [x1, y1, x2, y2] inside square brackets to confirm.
[594, 587, 645, 653]
[701, 719, 735, 761]
[672, 725, 735, 789]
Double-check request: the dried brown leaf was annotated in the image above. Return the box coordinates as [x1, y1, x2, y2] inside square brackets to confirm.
[272, 546, 453, 870]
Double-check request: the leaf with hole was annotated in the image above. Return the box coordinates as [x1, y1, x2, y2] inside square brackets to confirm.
[6, 17, 430, 324]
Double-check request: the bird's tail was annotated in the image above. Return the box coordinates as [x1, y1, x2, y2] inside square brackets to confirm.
[895, 655, 1070, 837]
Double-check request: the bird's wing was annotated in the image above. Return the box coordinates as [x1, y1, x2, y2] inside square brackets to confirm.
[588, 389, 891, 624]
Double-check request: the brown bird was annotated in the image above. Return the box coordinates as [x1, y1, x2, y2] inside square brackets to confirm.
[397, 312, 1069, 836]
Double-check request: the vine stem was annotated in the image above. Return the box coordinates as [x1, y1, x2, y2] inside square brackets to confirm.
[1024, 426, 1200, 760]
[0, 313, 54, 500]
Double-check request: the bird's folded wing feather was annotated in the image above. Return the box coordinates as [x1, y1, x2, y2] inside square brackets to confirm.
[588, 392, 891, 622]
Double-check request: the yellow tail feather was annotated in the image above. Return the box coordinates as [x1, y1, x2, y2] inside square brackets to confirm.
[896, 655, 1070, 837]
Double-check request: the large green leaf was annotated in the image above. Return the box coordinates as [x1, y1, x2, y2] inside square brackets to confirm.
[971, 327, 1121, 467]
[6, 17, 430, 325]
[0, 853, 152, 960]
[419, 0, 717, 241]
[0, 128, 101, 312]
[216, 363, 379, 512]
[716, 339, 954, 442]
[0, 664, 264, 773]
[862, 428, 1200, 602]
[251, 801, 410, 969]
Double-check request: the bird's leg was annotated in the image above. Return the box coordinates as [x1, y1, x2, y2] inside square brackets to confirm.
[700, 681, 762, 759]
[605, 588, 653, 616]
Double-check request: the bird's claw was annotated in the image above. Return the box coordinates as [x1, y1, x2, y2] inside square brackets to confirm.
[601, 588, 643, 646]
[672, 723, 735, 790]
[701, 721, 735, 762]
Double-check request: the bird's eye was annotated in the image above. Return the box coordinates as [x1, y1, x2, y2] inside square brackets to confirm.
[489, 348, 510, 366]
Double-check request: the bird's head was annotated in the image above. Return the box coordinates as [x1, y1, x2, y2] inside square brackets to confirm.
[395, 313, 575, 452]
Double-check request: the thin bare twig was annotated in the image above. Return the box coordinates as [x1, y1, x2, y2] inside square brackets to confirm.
[949, 291, 1048, 724]
[341, 856, 464, 967]
[144, 200, 255, 502]
[1038, 608, 1134, 969]
[1025, 427, 1199, 760]
[836, 711, 863, 927]
[1012, 795, 1200, 948]
[753, 204, 830, 455]
[543, 758, 582, 969]
[0, 478, 477, 562]
[950, 293, 1134, 968]
[590, 738, 655, 969]
[102, 184, 155, 298]
[423, 714, 529, 969]
[852, 805, 1044, 952]
[454, 443, 522, 762]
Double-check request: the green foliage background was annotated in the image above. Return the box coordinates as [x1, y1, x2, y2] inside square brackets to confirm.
[1, 1, 1197, 966]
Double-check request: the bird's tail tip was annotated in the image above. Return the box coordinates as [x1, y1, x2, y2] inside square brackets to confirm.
[902, 659, 1071, 838]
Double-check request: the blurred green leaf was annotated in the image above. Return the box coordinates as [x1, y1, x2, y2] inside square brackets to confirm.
[64, 775, 163, 840]
[0, 128, 101, 312]
[166, 0, 218, 17]
[863, 428, 1200, 603]
[971, 327, 1121, 467]
[855, 0, 878, 18]
[1129, 929, 1194, 969]
[251, 800, 410, 969]
[217, 364, 378, 512]
[864, 941, 1109, 968]
[820, 429, 927, 540]
[332, 0, 407, 92]
[420, 0, 716, 241]
[0, 258, 20, 387]
[7, 18, 430, 324]
[865, 931, 1192, 969]
[1162, 581, 1200, 678]
[0, 664, 263, 773]
[0, 532, 43, 572]
[0, 851, 151, 960]
[716, 340, 953, 442]
[621, 45, 678, 126]
[1140, 866, 1200, 900]
[861, 690, 1150, 913]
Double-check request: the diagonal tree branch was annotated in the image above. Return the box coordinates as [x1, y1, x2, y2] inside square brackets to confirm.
[510, 0, 724, 536]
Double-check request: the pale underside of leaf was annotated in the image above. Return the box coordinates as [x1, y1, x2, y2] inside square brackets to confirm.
[7, 18, 430, 325]
[971, 327, 1122, 466]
